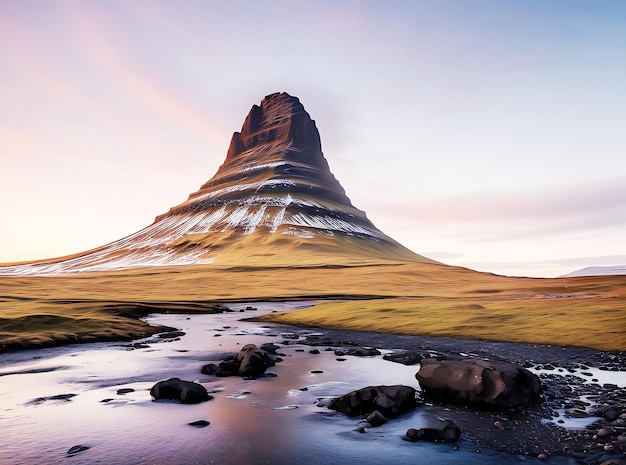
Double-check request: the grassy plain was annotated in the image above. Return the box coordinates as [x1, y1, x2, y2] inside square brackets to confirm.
[1, 261, 624, 351]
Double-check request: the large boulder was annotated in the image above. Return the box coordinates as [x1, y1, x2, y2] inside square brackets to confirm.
[328, 385, 417, 417]
[237, 344, 275, 377]
[150, 378, 212, 404]
[416, 358, 541, 409]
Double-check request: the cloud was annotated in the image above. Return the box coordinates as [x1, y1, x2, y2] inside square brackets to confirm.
[367, 177, 626, 237]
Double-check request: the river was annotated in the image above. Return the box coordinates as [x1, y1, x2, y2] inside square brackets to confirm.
[0, 302, 586, 464]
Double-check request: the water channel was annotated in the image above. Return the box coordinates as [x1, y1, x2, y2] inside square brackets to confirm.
[0, 302, 589, 464]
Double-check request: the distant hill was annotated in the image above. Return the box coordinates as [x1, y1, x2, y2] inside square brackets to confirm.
[560, 265, 626, 278]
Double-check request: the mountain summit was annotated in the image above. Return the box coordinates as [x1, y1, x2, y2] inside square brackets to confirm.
[0, 92, 435, 275]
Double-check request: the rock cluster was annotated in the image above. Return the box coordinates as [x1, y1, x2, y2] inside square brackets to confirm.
[406, 419, 461, 443]
[201, 343, 277, 378]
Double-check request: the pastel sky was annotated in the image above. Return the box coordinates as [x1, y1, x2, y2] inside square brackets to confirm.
[1, 0, 625, 278]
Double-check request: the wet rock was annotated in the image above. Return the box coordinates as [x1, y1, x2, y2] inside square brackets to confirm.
[406, 419, 461, 443]
[383, 350, 425, 366]
[150, 378, 212, 404]
[67, 445, 90, 456]
[328, 385, 417, 417]
[334, 347, 380, 357]
[117, 388, 135, 395]
[202, 344, 276, 378]
[237, 344, 275, 377]
[366, 410, 388, 427]
[260, 343, 280, 354]
[188, 420, 210, 428]
[26, 393, 77, 405]
[416, 357, 541, 409]
[158, 331, 186, 339]
[309, 349, 320, 354]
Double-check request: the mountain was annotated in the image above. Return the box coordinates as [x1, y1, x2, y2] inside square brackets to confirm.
[560, 265, 626, 278]
[0, 92, 436, 276]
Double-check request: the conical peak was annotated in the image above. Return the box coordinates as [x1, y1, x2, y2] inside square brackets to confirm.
[0, 92, 437, 275]
[171, 92, 350, 215]
[226, 92, 322, 160]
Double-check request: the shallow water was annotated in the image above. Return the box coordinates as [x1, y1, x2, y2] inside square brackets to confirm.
[0, 302, 579, 464]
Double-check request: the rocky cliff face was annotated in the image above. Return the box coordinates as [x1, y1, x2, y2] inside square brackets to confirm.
[0, 92, 435, 275]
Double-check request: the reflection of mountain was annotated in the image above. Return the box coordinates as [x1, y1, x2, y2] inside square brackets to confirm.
[0, 92, 435, 276]
[560, 265, 626, 278]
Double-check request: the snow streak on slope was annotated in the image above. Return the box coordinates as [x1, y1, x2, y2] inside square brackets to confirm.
[0, 195, 395, 275]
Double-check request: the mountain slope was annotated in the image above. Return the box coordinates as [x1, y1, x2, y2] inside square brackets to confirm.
[0, 92, 434, 276]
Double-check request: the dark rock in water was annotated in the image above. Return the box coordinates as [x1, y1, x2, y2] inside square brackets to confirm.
[117, 388, 135, 395]
[188, 420, 210, 428]
[366, 410, 388, 427]
[383, 350, 424, 366]
[309, 349, 320, 355]
[334, 347, 381, 357]
[260, 343, 280, 354]
[49, 393, 77, 401]
[416, 358, 541, 409]
[328, 385, 417, 417]
[201, 363, 224, 376]
[202, 344, 275, 378]
[26, 393, 77, 405]
[158, 331, 186, 339]
[237, 344, 275, 377]
[67, 445, 90, 456]
[406, 419, 461, 443]
[150, 378, 212, 404]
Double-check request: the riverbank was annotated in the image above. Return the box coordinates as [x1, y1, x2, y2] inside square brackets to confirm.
[1, 262, 625, 352]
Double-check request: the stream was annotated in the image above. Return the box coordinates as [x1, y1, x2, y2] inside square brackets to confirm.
[0, 302, 597, 464]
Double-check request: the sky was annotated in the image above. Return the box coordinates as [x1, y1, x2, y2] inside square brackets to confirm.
[1, 0, 625, 278]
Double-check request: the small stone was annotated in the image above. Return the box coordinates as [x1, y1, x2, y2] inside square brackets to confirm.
[158, 331, 185, 339]
[309, 349, 320, 354]
[310, 370, 323, 374]
[494, 421, 504, 430]
[537, 453, 548, 460]
[67, 445, 90, 456]
[188, 420, 210, 428]
[336, 358, 346, 362]
[116, 388, 135, 395]
[366, 410, 388, 427]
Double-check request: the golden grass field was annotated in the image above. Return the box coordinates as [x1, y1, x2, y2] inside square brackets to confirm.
[1, 259, 624, 352]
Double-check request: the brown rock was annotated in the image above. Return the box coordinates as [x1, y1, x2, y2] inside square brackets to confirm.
[328, 385, 417, 417]
[416, 358, 541, 409]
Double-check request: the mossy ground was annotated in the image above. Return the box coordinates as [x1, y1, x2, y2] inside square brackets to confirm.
[1, 261, 624, 351]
